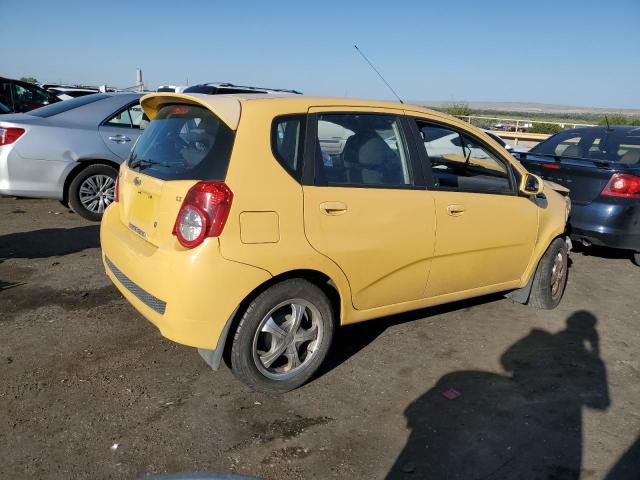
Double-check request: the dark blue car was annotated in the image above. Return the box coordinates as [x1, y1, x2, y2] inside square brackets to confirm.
[517, 126, 640, 266]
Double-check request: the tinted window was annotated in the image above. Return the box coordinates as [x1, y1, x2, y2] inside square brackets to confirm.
[416, 121, 512, 194]
[533, 128, 640, 164]
[272, 116, 304, 177]
[315, 114, 411, 187]
[532, 131, 587, 158]
[14, 83, 51, 104]
[0, 81, 13, 109]
[29, 94, 110, 117]
[128, 104, 235, 181]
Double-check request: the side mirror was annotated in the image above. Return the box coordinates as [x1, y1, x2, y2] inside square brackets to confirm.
[519, 173, 544, 196]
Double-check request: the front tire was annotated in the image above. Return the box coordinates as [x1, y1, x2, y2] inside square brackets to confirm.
[633, 252, 640, 267]
[68, 164, 118, 222]
[528, 238, 569, 310]
[230, 279, 335, 393]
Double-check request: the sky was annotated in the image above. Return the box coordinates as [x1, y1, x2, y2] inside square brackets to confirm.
[2, 0, 639, 109]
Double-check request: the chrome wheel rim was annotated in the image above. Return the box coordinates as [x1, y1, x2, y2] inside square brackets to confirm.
[79, 174, 116, 213]
[252, 299, 323, 381]
[550, 251, 567, 298]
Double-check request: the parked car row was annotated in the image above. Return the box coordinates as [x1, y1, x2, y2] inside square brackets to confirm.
[0, 85, 637, 391]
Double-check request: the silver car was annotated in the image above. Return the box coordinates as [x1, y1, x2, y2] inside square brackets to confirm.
[0, 93, 145, 220]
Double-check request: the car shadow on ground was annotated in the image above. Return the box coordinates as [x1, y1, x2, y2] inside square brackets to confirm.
[0, 225, 100, 262]
[571, 243, 635, 263]
[317, 293, 506, 379]
[385, 310, 610, 480]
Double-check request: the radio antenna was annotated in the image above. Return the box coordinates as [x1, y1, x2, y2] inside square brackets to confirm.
[354, 44, 404, 104]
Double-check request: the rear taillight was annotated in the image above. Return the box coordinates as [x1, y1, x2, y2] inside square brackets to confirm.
[172, 181, 233, 248]
[601, 173, 640, 198]
[0, 127, 25, 146]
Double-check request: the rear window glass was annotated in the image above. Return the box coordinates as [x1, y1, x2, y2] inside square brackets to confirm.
[29, 94, 110, 117]
[128, 104, 235, 181]
[532, 128, 640, 165]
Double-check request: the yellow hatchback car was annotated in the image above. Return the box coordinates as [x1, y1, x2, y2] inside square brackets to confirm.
[101, 93, 571, 392]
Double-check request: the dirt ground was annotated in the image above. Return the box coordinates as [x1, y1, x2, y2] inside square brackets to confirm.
[1, 196, 639, 480]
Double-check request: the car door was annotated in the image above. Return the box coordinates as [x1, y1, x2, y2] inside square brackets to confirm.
[98, 102, 146, 160]
[410, 118, 538, 297]
[302, 108, 436, 310]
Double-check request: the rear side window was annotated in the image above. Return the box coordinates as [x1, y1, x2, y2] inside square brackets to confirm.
[272, 115, 304, 178]
[29, 94, 110, 117]
[315, 113, 412, 187]
[128, 104, 235, 181]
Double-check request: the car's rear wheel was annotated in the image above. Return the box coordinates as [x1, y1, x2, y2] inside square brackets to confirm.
[633, 252, 640, 267]
[68, 164, 118, 222]
[528, 238, 569, 310]
[230, 279, 334, 393]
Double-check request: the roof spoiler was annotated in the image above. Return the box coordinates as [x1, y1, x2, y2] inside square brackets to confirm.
[140, 93, 241, 130]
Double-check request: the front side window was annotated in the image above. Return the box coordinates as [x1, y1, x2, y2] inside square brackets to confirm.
[416, 121, 512, 194]
[128, 104, 235, 181]
[315, 114, 411, 187]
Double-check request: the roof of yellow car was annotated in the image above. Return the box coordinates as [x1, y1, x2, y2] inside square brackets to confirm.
[140, 92, 451, 130]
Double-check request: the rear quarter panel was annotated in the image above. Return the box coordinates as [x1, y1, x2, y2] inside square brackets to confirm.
[216, 100, 354, 323]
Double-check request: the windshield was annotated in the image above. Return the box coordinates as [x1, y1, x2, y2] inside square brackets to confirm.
[29, 93, 110, 117]
[128, 103, 235, 180]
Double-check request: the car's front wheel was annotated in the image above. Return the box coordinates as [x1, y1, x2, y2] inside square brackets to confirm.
[230, 279, 335, 393]
[68, 164, 118, 222]
[528, 237, 569, 309]
[633, 252, 640, 267]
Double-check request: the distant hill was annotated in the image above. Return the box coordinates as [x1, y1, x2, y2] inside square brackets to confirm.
[417, 101, 640, 116]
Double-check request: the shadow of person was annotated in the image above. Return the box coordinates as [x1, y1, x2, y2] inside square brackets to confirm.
[605, 435, 640, 480]
[387, 311, 609, 480]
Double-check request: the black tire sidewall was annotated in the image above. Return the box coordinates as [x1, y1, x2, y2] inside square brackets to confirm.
[230, 279, 335, 393]
[68, 164, 118, 222]
[530, 238, 569, 309]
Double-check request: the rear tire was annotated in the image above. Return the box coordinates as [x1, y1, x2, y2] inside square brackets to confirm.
[230, 279, 335, 393]
[528, 238, 569, 310]
[633, 252, 640, 267]
[68, 164, 118, 222]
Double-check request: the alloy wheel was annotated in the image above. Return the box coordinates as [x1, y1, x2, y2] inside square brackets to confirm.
[79, 174, 115, 213]
[252, 299, 323, 381]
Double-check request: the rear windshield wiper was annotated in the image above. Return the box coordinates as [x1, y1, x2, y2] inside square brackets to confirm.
[129, 158, 170, 170]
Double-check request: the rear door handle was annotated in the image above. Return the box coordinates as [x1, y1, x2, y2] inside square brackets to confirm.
[319, 201, 348, 215]
[108, 134, 131, 144]
[447, 204, 466, 216]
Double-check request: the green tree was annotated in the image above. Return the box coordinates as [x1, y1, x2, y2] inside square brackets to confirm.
[443, 102, 472, 117]
[597, 114, 640, 126]
[19, 76, 38, 84]
[529, 123, 563, 134]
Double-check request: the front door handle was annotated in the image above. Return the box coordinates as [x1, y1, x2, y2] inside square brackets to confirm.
[108, 134, 131, 144]
[319, 201, 348, 215]
[447, 204, 466, 216]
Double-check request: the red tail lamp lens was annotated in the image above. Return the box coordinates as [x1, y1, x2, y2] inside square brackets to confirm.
[601, 173, 640, 198]
[173, 182, 233, 248]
